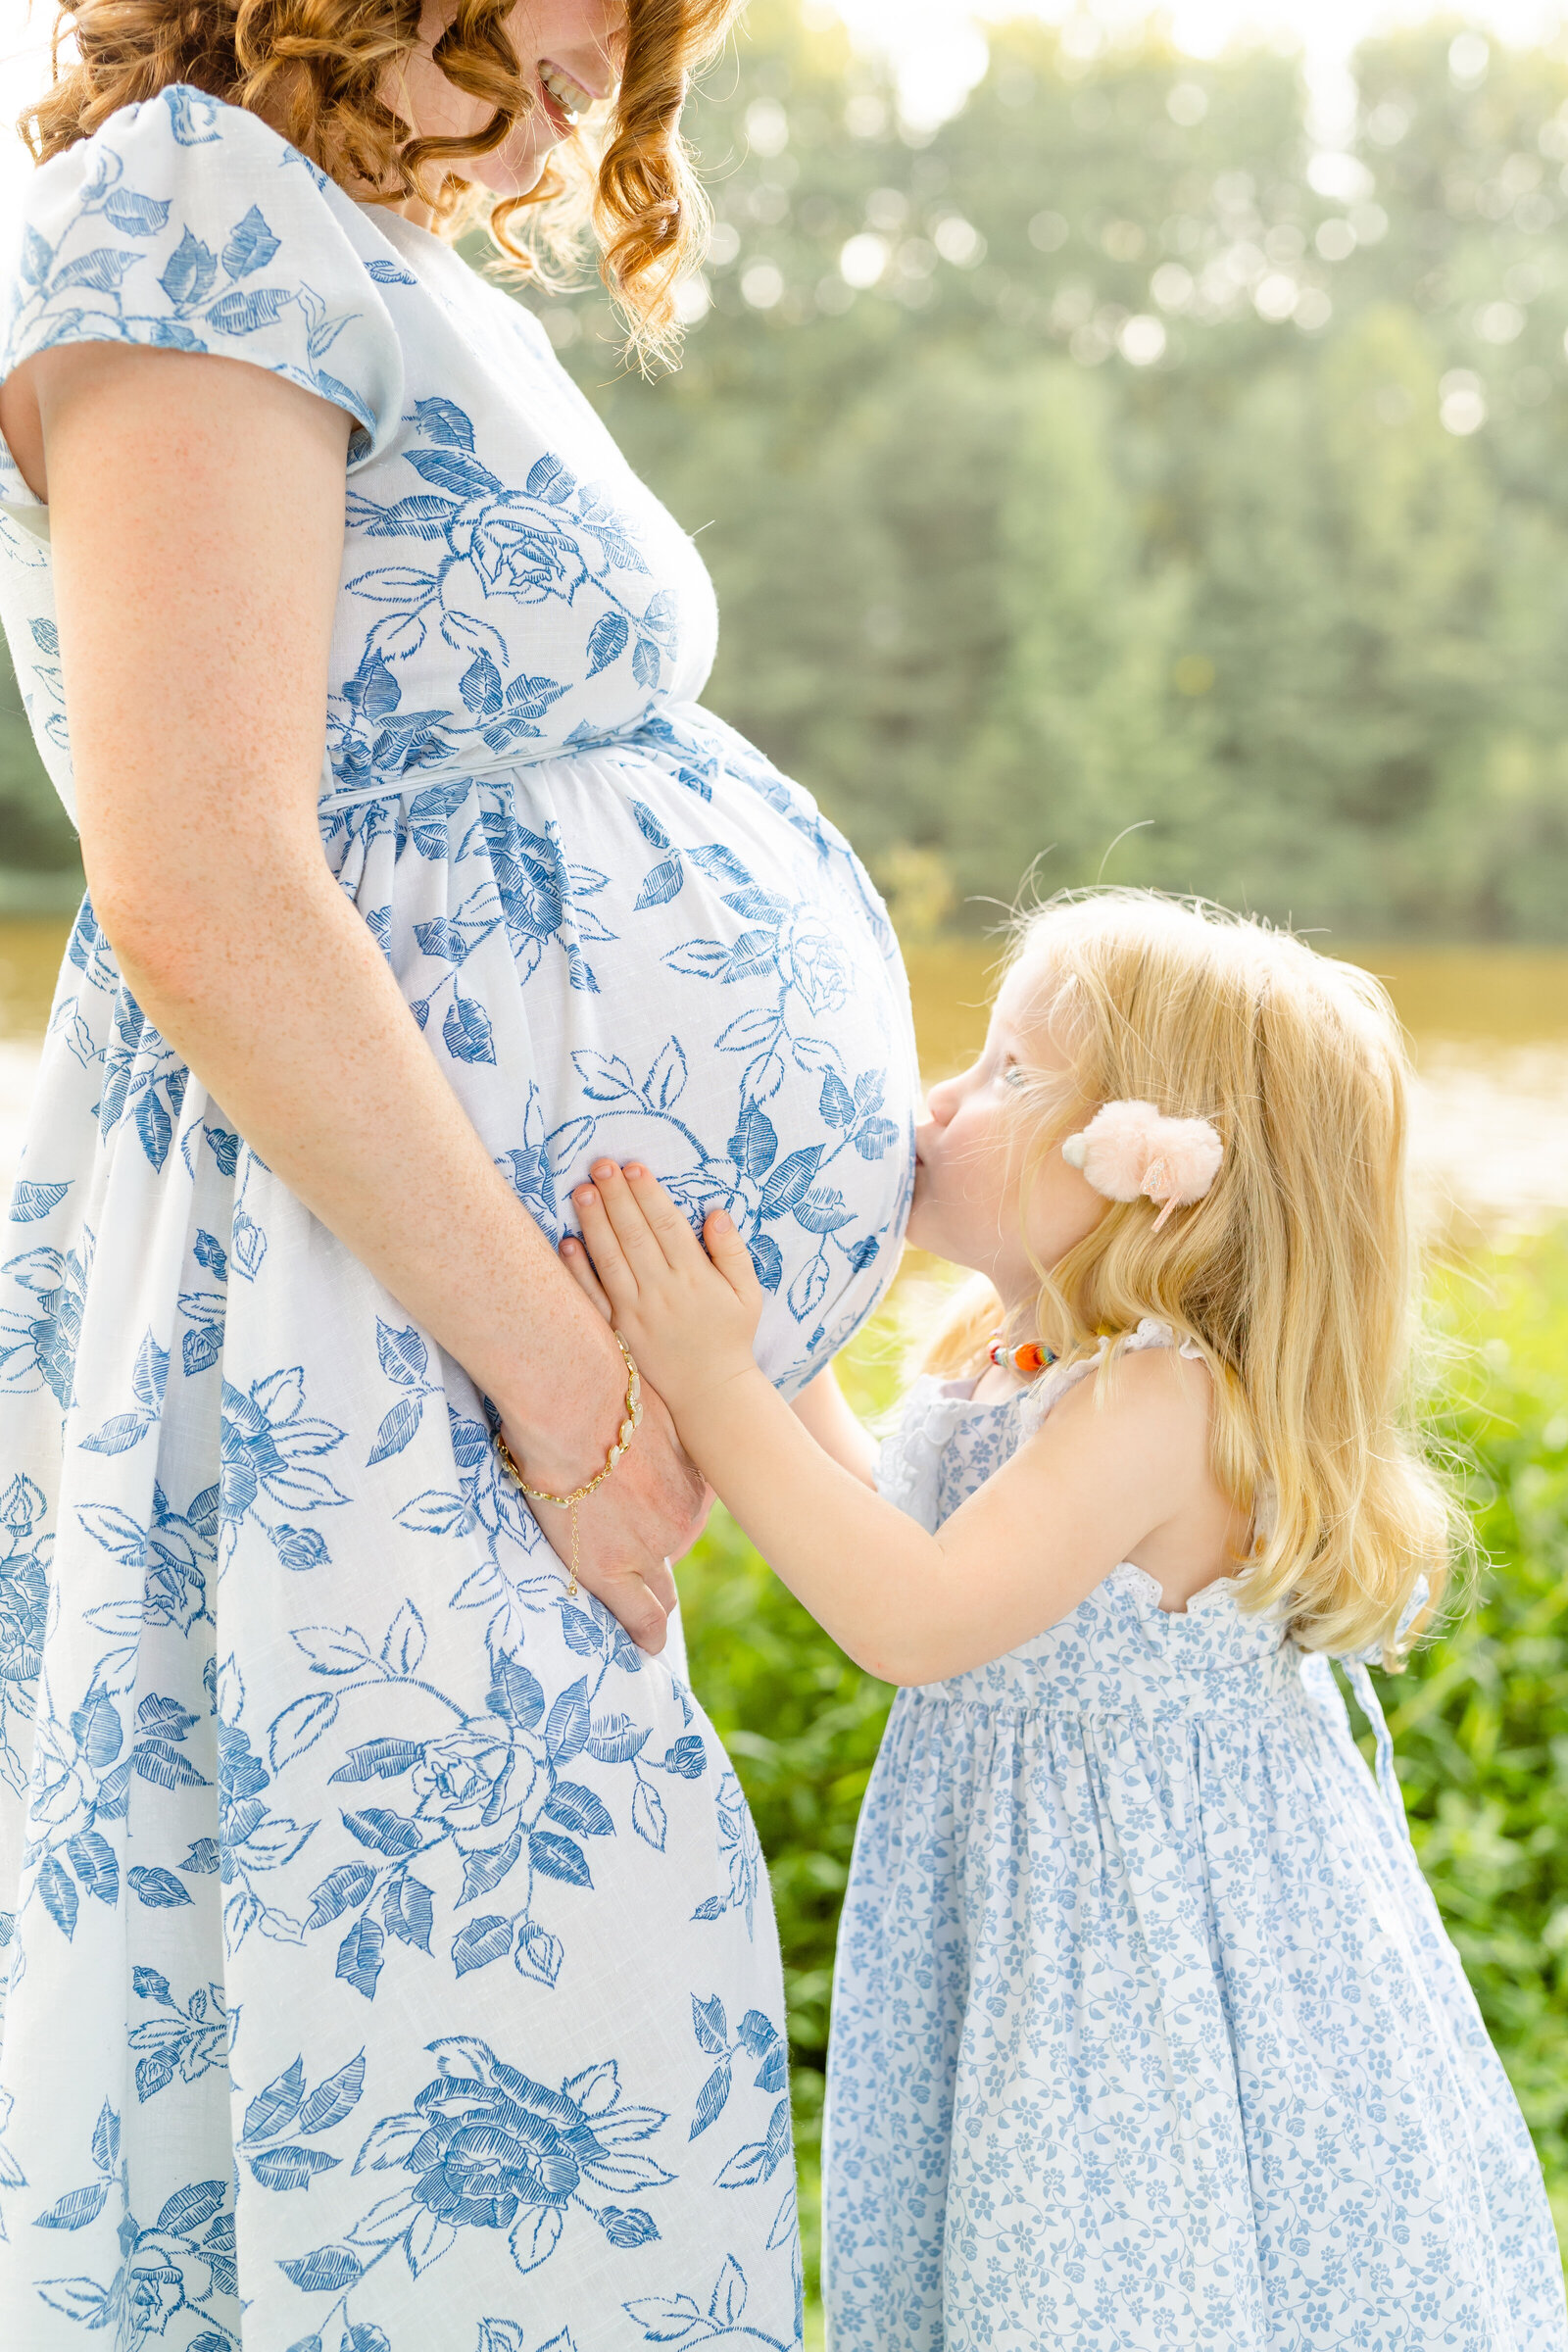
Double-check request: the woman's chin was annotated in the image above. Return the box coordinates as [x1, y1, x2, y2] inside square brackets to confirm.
[470, 136, 554, 203]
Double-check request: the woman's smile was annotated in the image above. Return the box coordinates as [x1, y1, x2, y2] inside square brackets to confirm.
[372, 0, 630, 211]
[537, 56, 605, 133]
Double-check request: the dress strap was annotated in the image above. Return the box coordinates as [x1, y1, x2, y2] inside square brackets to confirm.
[1345, 1659, 1416, 1851]
[874, 1380, 976, 1533]
[1017, 1317, 1202, 1439]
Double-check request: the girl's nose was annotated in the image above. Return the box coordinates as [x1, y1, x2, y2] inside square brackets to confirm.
[925, 1074, 961, 1126]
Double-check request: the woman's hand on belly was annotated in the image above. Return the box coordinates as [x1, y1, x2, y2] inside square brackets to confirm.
[502, 1385, 708, 1647]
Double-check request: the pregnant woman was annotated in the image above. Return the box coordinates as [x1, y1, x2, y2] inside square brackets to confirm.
[0, 3, 916, 2344]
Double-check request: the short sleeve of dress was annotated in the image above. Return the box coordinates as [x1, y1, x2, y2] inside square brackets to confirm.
[0, 81, 404, 469]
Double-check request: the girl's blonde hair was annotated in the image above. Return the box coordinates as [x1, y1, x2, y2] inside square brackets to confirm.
[19, 0, 741, 357]
[926, 890, 1458, 1667]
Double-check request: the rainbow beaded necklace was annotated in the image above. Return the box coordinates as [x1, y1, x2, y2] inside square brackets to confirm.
[985, 1333, 1057, 1377]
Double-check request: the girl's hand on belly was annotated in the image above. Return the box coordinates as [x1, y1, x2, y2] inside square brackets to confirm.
[568, 1161, 766, 1420]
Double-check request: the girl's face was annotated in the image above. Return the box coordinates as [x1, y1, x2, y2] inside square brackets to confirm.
[907, 960, 1105, 1307]
[385, 0, 628, 212]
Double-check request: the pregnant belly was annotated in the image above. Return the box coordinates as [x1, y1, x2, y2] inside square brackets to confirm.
[324, 719, 920, 1394]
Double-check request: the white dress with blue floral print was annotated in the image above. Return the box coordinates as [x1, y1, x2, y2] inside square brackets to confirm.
[0, 85, 918, 2352]
[824, 1323, 1567, 2352]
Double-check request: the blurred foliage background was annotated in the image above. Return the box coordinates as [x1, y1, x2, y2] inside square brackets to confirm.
[11, 9, 1568, 933]
[587, 2, 1568, 939]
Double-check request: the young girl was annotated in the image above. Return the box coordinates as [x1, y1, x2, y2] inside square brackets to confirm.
[560, 890, 1566, 2351]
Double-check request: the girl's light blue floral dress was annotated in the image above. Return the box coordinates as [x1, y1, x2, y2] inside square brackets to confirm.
[0, 86, 918, 2352]
[824, 1322, 1568, 2352]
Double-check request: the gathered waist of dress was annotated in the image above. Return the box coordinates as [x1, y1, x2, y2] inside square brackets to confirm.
[316, 707, 716, 816]
[902, 1626, 1316, 1727]
[900, 1675, 1318, 1731]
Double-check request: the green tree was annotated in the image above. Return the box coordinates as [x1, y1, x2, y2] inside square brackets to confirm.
[955, 355, 1209, 901]
[552, 6, 1568, 939]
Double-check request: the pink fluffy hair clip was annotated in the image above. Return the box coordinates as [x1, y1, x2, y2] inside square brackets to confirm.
[1061, 1100, 1224, 1233]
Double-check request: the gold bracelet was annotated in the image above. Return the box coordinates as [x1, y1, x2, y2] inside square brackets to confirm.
[493, 1332, 642, 1598]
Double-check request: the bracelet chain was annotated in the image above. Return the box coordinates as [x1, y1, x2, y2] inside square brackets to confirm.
[493, 1332, 643, 1598]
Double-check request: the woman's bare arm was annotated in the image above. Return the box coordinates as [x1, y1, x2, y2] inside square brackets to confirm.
[14, 339, 701, 1647]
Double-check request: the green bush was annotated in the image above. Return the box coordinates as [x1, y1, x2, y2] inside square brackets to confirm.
[1373, 1234, 1568, 2244]
[678, 1237, 1568, 2317]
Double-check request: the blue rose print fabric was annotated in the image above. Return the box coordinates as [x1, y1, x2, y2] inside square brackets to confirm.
[0, 85, 918, 2350]
[824, 1323, 1568, 2352]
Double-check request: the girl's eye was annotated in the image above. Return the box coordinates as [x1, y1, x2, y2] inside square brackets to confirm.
[1000, 1062, 1028, 1089]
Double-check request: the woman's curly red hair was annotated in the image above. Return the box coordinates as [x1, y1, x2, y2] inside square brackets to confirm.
[18, 0, 742, 354]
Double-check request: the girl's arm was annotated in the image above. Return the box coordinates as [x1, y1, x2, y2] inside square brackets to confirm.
[570, 1163, 1207, 1685]
[16, 339, 703, 1649]
[790, 1367, 879, 1488]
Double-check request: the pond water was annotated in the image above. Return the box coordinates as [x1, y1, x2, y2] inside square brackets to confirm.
[3, 918, 1568, 1239]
